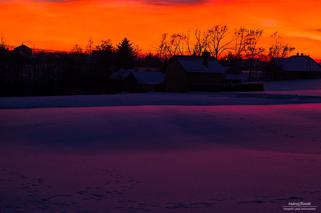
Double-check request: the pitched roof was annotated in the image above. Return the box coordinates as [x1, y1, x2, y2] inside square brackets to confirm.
[109, 69, 133, 80]
[131, 71, 164, 85]
[13, 44, 33, 56]
[274, 56, 321, 72]
[110, 69, 164, 85]
[174, 56, 228, 73]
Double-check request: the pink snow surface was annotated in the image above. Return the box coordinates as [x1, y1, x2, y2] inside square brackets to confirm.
[0, 103, 321, 212]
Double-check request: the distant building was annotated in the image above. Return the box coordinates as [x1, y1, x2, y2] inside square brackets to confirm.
[110, 68, 133, 81]
[13, 44, 33, 58]
[165, 53, 229, 92]
[273, 55, 321, 79]
[110, 68, 165, 92]
[8, 44, 34, 84]
[130, 71, 165, 91]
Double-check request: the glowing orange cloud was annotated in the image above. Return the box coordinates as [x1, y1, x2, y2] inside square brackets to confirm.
[0, 0, 321, 58]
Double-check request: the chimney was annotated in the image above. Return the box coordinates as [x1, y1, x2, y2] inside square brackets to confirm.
[202, 51, 211, 67]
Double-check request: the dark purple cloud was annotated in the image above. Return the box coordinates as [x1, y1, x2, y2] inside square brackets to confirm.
[0, 0, 211, 5]
[143, 0, 207, 5]
[0, 0, 209, 4]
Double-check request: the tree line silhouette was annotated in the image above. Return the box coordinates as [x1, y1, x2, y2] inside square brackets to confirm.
[157, 25, 296, 81]
[0, 38, 162, 96]
[0, 25, 303, 96]
[157, 26, 295, 60]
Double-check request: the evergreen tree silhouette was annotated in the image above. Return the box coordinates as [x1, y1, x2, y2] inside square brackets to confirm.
[116, 38, 137, 69]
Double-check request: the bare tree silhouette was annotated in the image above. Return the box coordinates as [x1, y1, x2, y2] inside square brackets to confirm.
[157, 27, 230, 59]
[193, 29, 210, 56]
[157, 33, 169, 60]
[96, 39, 114, 53]
[233, 27, 250, 59]
[0, 36, 8, 58]
[268, 32, 295, 59]
[85, 38, 94, 54]
[71, 44, 83, 54]
[207, 25, 232, 59]
[245, 29, 265, 81]
[0, 36, 6, 49]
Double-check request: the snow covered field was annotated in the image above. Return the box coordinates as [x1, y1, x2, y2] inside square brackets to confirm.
[0, 80, 321, 212]
[264, 79, 321, 96]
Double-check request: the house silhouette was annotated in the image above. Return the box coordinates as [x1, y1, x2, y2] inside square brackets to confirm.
[165, 53, 229, 92]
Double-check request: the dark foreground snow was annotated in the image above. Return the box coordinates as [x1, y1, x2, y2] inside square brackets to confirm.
[1, 83, 321, 212]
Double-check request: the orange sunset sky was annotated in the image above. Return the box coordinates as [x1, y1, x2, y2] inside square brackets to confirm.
[1, 0, 321, 58]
